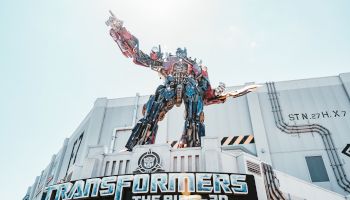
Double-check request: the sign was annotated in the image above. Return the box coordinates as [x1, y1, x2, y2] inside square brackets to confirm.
[44, 173, 258, 200]
[135, 150, 163, 173]
[288, 110, 347, 121]
[342, 144, 350, 157]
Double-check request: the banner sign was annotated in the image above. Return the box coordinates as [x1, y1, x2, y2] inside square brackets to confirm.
[45, 172, 258, 200]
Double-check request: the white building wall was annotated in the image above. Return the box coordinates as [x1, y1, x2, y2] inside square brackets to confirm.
[25, 72, 350, 199]
[258, 75, 350, 195]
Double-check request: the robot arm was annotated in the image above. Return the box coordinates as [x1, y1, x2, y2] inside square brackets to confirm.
[106, 11, 163, 70]
[200, 67, 261, 105]
[197, 67, 226, 105]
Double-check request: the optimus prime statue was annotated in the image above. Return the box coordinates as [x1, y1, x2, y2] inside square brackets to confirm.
[106, 11, 260, 151]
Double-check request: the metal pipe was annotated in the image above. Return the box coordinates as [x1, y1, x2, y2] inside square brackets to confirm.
[132, 93, 140, 126]
[263, 163, 277, 200]
[262, 163, 285, 200]
[267, 82, 350, 191]
[269, 82, 350, 188]
[268, 164, 285, 199]
[266, 82, 350, 192]
[266, 83, 343, 180]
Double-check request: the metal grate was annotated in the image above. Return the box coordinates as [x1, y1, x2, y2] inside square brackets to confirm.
[118, 160, 124, 175]
[195, 155, 200, 171]
[125, 160, 130, 174]
[104, 161, 110, 176]
[173, 156, 178, 171]
[111, 161, 116, 175]
[172, 154, 200, 172]
[246, 160, 261, 175]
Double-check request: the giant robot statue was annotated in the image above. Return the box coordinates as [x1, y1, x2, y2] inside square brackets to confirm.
[106, 11, 260, 151]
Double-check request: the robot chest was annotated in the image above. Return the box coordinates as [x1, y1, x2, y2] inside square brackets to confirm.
[170, 63, 193, 82]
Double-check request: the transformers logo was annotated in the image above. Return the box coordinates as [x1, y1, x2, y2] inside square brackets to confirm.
[135, 149, 163, 173]
[44, 173, 258, 200]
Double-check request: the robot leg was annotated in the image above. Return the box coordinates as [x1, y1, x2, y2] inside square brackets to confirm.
[125, 118, 147, 151]
[125, 84, 174, 151]
[195, 96, 205, 146]
[180, 94, 205, 148]
[125, 93, 159, 151]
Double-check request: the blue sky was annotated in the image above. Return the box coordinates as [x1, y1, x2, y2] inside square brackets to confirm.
[0, 0, 350, 199]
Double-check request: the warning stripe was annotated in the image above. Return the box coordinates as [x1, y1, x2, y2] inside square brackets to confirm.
[223, 136, 232, 145]
[234, 135, 244, 144]
[240, 135, 249, 144]
[243, 135, 254, 144]
[168, 134, 254, 148]
[221, 137, 228, 145]
[220, 134, 255, 146]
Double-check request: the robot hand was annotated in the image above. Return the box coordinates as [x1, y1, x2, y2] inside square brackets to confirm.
[214, 82, 226, 96]
[105, 10, 123, 31]
[221, 84, 262, 99]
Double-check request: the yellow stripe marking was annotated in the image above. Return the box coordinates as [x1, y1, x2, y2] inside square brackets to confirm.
[223, 136, 233, 146]
[244, 135, 254, 144]
[234, 135, 244, 145]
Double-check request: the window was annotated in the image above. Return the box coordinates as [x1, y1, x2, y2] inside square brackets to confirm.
[305, 156, 329, 182]
[72, 133, 84, 164]
[65, 132, 84, 177]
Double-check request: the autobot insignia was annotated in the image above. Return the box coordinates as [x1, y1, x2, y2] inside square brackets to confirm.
[135, 149, 163, 173]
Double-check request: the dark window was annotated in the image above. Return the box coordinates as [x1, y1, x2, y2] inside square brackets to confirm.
[40, 192, 47, 200]
[305, 156, 329, 182]
[73, 133, 84, 164]
[65, 132, 84, 177]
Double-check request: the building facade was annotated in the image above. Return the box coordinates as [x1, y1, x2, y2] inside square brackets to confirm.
[24, 73, 350, 200]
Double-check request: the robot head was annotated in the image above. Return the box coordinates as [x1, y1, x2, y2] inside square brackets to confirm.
[176, 48, 187, 58]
